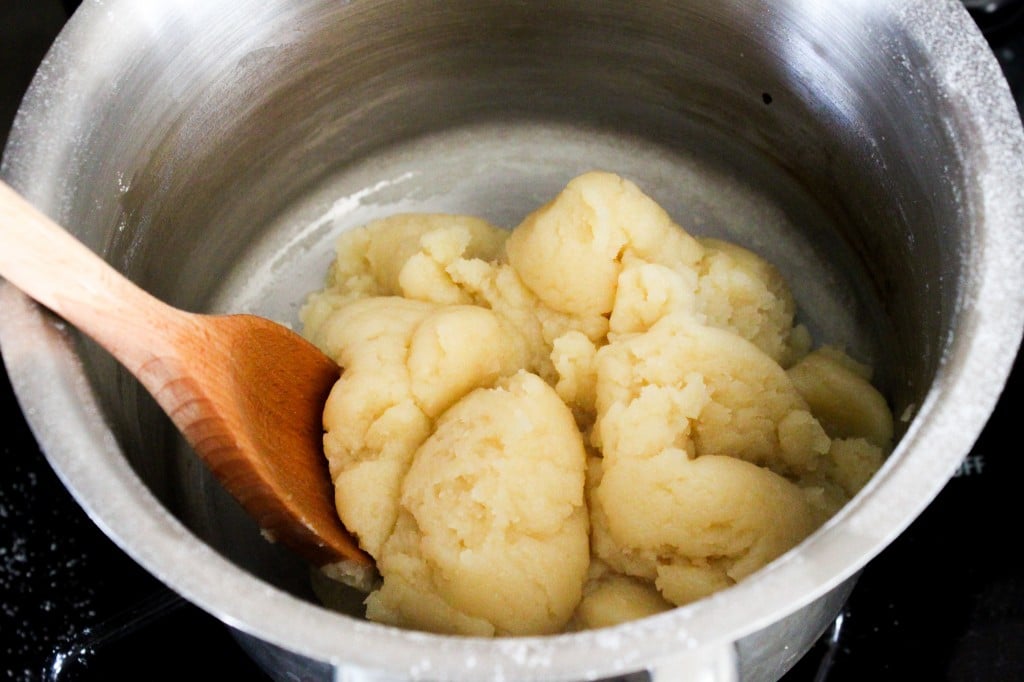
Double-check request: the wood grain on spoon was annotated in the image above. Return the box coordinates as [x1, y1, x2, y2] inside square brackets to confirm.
[0, 180, 370, 569]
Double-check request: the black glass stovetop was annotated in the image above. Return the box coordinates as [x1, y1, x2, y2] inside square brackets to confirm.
[2, 2, 1023, 680]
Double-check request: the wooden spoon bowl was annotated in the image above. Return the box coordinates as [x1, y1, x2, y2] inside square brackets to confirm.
[0, 180, 370, 570]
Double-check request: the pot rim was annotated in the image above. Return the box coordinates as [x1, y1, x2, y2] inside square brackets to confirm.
[2, 0, 1023, 678]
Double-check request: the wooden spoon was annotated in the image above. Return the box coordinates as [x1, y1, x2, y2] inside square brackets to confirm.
[0, 180, 371, 570]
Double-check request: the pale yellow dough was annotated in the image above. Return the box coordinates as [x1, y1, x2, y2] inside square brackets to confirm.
[301, 171, 893, 636]
[365, 372, 589, 636]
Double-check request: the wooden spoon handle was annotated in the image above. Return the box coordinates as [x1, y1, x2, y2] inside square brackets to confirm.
[0, 180, 182, 373]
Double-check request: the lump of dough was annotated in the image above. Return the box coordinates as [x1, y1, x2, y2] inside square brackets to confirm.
[606, 238, 808, 367]
[365, 372, 590, 636]
[584, 314, 835, 606]
[591, 448, 822, 606]
[506, 171, 704, 318]
[787, 347, 894, 448]
[593, 314, 829, 476]
[696, 238, 809, 367]
[312, 296, 524, 556]
[301, 212, 507, 334]
[824, 437, 887, 497]
[551, 330, 600, 431]
[608, 262, 699, 336]
[570, 563, 673, 631]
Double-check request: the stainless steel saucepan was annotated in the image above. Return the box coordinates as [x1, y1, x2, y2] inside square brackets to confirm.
[2, 1, 1022, 680]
